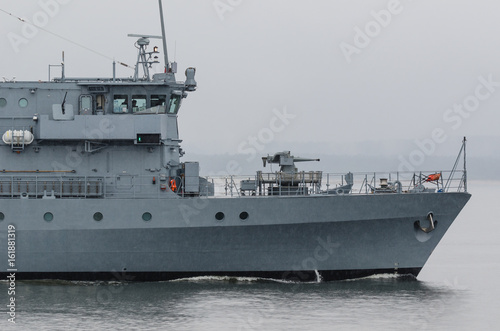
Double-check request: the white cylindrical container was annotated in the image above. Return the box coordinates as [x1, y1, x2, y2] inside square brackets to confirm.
[2, 130, 34, 145]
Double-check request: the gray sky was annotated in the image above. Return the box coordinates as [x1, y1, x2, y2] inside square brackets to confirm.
[1, 0, 499, 170]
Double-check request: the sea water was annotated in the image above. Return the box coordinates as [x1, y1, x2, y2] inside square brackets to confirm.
[0, 181, 498, 331]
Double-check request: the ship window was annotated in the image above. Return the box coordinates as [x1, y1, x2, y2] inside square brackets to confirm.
[44, 212, 54, 222]
[80, 95, 92, 114]
[215, 212, 225, 221]
[113, 95, 128, 113]
[96, 95, 105, 111]
[151, 95, 166, 107]
[167, 95, 181, 114]
[132, 95, 147, 113]
[0, 98, 6, 107]
[0, 212, 4, 221]
[142, 212, 152, 222]
[93, 212, 103, 222]
[19, 98, 28, 108]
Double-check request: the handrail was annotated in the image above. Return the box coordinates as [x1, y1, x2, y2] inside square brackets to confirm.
[0, 169, 467, 200]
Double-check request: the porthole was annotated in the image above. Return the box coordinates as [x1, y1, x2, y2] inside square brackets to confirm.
[0, 212, 4, 221]
[0, 98, 7, 107]
[44, 212, 53, 222]
[239, 211, 249, 220]
[93, 212, 103, 222]
[18, 98, 28, 108]
[215, 212, 225, 221]
[142, 212, 152, 222]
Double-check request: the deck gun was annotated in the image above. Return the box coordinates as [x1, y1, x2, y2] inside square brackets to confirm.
[262, 151, 320, 174]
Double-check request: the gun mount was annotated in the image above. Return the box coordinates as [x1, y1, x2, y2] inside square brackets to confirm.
[238, 151, 322, 196]
[262, 151, 320, 173]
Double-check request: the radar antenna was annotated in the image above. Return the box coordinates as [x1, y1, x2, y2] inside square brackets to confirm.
[128, 34, 161, 81]
[127, 1, 175, 81]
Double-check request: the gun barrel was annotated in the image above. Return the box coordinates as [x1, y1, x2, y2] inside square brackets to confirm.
[294, 158, 320, 162]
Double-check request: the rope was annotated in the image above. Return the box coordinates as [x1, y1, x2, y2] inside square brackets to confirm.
[0, 8, 133, 69]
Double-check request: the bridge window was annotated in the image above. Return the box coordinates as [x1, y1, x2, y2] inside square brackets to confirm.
[151, 95, 166, 107]
[132, 95, 147, 113]
[96, 95, 105, 111]
[168, 95, 181, 114]
[113, 95, 128, 113]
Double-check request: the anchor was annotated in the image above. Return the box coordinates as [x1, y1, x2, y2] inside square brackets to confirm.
[415, 212, 437, 233]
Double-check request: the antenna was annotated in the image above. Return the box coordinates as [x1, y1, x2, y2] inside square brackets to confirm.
[128, 34, 161, 81]
[61, 51, 65, 82]
[61, 91, 68, 115]
[127, 34, 162, 39]
[158, 0, 170, 72]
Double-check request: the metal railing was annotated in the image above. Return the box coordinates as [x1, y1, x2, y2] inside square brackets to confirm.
[0, 169, 467, 200]
[0, 175, 105, 199]
[203, 169, 467, 198]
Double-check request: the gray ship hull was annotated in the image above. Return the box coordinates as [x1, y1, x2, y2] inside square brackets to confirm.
[0, 192, 470, 281]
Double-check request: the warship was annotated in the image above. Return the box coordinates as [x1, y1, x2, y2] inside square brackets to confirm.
[0, 1, 470, 282]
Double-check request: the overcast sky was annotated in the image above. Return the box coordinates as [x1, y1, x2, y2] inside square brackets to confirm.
[1, 0, 499, 169]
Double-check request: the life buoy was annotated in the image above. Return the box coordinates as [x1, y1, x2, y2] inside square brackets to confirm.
[426, 173, 441, 182]
[169, 179, 177, 192]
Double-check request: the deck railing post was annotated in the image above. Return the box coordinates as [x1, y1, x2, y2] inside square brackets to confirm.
[463, 137, 467, 192]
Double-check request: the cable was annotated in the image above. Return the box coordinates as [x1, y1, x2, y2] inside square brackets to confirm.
[0, 8, 133, 69]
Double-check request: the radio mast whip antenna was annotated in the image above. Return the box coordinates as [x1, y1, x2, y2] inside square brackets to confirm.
[158, 0, 170, 72]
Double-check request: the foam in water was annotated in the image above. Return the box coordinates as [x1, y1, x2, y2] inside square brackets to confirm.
[168, 275, 326, 285]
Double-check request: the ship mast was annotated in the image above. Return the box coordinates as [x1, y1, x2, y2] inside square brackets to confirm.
[158, 0, 170, 72]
